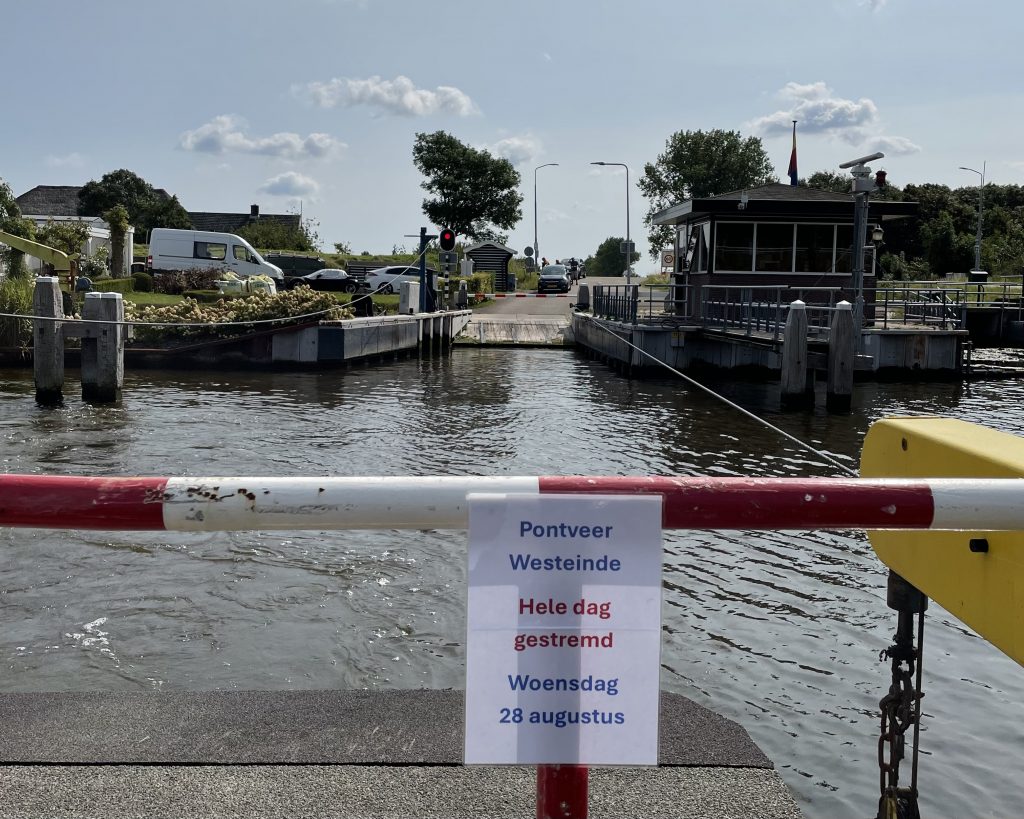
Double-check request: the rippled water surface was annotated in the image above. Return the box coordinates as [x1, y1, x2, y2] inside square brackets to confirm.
[3, 350, 1024, 817]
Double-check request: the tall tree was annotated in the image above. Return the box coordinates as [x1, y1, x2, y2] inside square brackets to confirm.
[412, 131, 522, 241]
[638, 129, 776, 258]
[585, 236, 641, 278]
[79, 169, 191, 235]
[103, 204, 130, 278]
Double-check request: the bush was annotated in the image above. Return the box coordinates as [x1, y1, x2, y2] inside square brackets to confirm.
[0, 277, 32, 347]
[132, 272, 153, 292]
[124, 288, 352, 342]
[152, 266, 223, 294]
[90, 278, 134, 294]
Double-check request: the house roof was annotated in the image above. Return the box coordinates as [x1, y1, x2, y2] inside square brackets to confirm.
[15, 185, 298, 233]
[652, 183, 917, 226]
[464, 241, 516, 255]
[16, 185, 84, 217]
[189, 212, 300, 233]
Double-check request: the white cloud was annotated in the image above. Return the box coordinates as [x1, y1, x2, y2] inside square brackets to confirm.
[45, 152, 85, 168]
[862, 135, 922, 156]
[179, 115, 344, 159]
[258, 172, 320, 197]
[485, 135, 542, 167]
[749, 81, 920, 155]
[294, 75, 478, 117]
[749, 81, 878, 137]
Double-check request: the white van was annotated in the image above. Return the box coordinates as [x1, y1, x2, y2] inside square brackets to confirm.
[146, 229, 284, 285]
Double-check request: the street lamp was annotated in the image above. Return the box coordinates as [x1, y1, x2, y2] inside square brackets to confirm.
[533, 163, 558, 267]
[591, 161, 632, 284]
[958, 162, 986, 272]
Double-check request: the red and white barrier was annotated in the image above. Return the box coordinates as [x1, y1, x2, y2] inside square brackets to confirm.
[480, 293, 572, 298]
[1, 475, 1022, 532]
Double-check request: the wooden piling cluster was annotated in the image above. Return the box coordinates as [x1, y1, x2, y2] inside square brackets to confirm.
[32, 277, 128, 405]
[780, 299, 855, 413]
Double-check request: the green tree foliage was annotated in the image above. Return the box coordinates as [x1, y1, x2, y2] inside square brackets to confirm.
[585, 236, 641, 278]
[0, 177, 35, 279]
[78, 169, 192, 235]
[412, 131, 523, 241]
[138, 193, 192, 232]
[36, 218, 91, 259]
[638, 129, 776, 259]
[235, 218, 319, 252]
[103, 204, 130, 278]
[804, 170, 850, 193]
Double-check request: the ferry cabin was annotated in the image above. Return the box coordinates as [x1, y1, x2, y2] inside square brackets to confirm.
[651, 183, 917, 319]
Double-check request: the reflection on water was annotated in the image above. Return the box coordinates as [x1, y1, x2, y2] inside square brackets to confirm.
[2, 353, 1024, 817]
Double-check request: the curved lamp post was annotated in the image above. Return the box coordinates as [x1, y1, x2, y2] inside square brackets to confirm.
[958, 162, 986, 271]
[533, 163, 558, 267]
[591, 161, 632, 284]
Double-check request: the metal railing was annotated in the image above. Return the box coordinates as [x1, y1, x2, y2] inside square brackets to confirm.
[591, 284, 693, 324]
[875, 284, 963, 330]
[700, 286, 841, 342]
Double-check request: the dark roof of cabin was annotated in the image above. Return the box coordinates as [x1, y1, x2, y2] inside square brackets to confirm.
[653, 183, 917, 225]
[16, 186, 83, 217]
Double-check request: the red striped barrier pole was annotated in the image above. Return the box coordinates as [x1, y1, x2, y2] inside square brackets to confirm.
[481, 293, 572, 298]
[1, 475, 1023, 531]
[537, 764, 588, 819]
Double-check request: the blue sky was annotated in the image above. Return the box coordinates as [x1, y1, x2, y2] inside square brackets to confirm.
[4, 0, 1020, 269]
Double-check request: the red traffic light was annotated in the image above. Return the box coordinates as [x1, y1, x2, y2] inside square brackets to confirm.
[439, 229, 456, 251]
[875, 170, 887, 188]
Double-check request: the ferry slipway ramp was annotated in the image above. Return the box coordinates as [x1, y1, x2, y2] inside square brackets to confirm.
[0, 689, 800, 818]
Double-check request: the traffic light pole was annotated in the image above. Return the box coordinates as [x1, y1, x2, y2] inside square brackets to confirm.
[419, 227, 437, 313]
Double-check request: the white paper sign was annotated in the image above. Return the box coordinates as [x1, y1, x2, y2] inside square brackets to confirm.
[464, 493, 664, 765]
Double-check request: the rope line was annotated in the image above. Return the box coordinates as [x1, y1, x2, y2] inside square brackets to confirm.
[583, 314, 858, 477]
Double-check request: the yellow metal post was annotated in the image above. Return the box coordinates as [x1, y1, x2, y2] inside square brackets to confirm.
[862, 417, 1024, 665]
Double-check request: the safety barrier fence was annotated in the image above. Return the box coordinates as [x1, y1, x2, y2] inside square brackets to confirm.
[2, 473, 1021, 532]
[5, 472, 1021, 819]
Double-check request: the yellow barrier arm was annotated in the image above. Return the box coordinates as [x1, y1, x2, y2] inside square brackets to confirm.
[0, 228, 71, 272]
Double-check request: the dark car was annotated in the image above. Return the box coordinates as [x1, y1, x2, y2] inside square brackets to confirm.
[537, 264, 571, 293]
[290, 268, 364, 293]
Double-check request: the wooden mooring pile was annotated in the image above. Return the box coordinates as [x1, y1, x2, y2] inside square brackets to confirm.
[33, 276, 128, 405]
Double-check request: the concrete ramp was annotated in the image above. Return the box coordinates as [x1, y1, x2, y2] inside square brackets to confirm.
[457, 316, 573, 346]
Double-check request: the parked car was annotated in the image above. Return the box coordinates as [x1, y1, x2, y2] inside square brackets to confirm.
[264, 253, 329, 288]
[537, 264, 571, 293]
[364, 265, 437, 295]
[263, 253, 327, 276]
[291, 268, 364, 293]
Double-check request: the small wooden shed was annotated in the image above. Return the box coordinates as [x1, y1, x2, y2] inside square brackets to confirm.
[465, 242, 516, 291]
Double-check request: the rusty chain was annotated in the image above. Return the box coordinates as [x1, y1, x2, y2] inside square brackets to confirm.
[877, 603, 925, 819]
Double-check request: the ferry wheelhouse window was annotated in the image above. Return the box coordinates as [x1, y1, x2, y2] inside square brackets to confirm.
[834, 225, 854, 273]
[683, 223, 710, 272]
[714, 223, 754, 271]
[754, 223, 794, 272]
[195, 241, 227, 261]
[795, 224, 836, 272]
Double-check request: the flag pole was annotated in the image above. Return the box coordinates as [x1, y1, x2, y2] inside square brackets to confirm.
[788, 120, 799, 186]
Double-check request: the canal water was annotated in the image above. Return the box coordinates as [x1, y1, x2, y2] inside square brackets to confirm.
[2, 349, 1023, 818]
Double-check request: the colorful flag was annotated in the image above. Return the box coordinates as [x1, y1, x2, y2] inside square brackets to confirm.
[788, 121, 798, 186]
